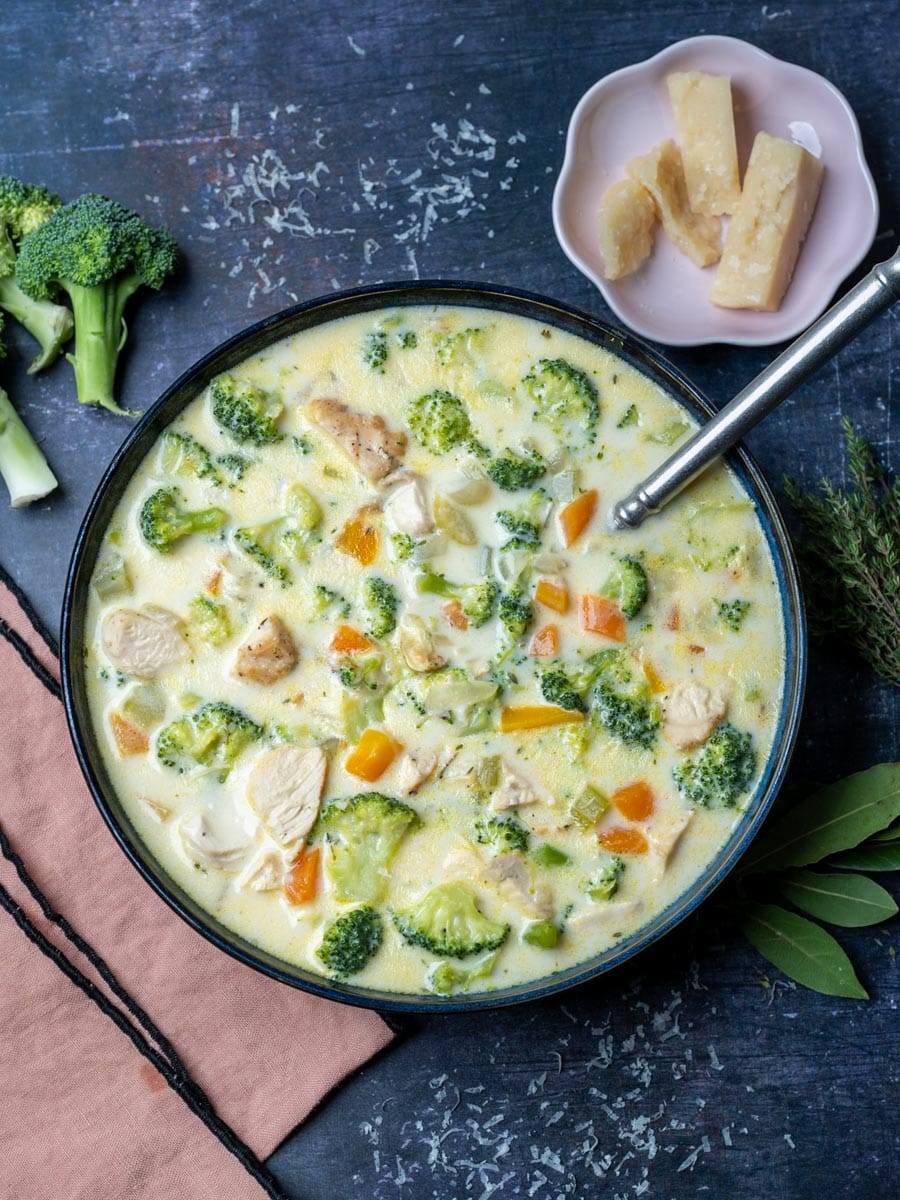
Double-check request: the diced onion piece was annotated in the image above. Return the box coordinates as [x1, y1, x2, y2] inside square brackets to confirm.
[500, 705, 585, 733]
[345, 728, 402, 781]
[610, 780, 655, 821]
[558, 489, 598, 548]
[580, 594, 627, 642]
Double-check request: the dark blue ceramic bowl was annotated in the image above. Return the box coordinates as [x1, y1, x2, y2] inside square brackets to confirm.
[61, 281, 806, 1013]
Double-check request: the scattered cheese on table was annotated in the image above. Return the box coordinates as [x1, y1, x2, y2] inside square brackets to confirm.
[626, 140, 722, 268]
[666, 70, 741, 216]
[597, 178, 657, 280]
[710, 131, 824, 311]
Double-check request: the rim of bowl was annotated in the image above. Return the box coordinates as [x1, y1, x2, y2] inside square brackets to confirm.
[552, 34, 880, 348]
[61, 279, 807, 1013]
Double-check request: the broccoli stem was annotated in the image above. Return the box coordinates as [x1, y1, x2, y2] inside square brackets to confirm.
[65, 274, 141, 416]
[0, 275, 73, 373]
[0, 384, 58, 506]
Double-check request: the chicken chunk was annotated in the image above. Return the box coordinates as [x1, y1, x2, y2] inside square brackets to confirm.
[236, 848, 288, 893]
[178, 812, 253, 872]
[307, 397, 406, 483]
[396, 748, 440, 795]
[384, 475, 434, 537]
[246, 744, 327, 849]
[398, 614, 447, 673]
[489, 761, 540, 812]
[101, 606, 188, 680]
[568, 899, 643, 940]
[648, 809, 693, 882]
[443, 845, 553, 919]
[234, 615, 298, 685]
[661, 682, 727, 750]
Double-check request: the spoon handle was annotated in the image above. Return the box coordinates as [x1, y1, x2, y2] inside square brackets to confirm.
[611, 245, 900, 530]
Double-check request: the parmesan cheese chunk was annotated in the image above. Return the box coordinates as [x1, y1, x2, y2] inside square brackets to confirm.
[626, 140, 722, 268]
[666, 71, 741, 216]
[711, 132, 824, 311]
[597, 178, 657, 280]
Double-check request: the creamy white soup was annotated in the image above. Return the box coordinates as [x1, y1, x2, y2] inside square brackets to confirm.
[85, 306, 784, 996]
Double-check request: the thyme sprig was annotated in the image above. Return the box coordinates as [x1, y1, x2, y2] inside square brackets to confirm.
[785, 418, 900, 686]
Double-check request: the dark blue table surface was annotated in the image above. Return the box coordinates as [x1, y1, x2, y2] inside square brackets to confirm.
[1, 2, 897, 1196]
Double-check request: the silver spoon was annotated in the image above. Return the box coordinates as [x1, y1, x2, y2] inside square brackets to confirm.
[610, 245, 900, 530]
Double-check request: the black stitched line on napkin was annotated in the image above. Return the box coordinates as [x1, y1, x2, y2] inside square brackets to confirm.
[0, 595, 292, 1200]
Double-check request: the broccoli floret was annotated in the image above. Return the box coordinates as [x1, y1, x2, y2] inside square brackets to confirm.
[209, 373, 284, 446]
[139, 487, 227, 553]
[160, 430, 221, 484]
[435, 325, 487, 368]
[291, 433, 313, 456]
[188, 595, 232, 646]
[397, 329, 417, 349]
[616, 403, 639, 429]
[392, 882, 510, 959]
[718, 599, 751, 631]
[416, 568, 500, 628]
[318, 793, 421, 903]
[156, 701, 263, 777]
[497, 590, 533, 651]
[316, 906, 383, 980]
[522, 920, 559, 948]
[312, 583, 351, 620]
[486, 447, 546, 492]
[406, 388, 473, 455]
[363, 329, 388, 371]
[362, 576, 399, 639]
[540, 665, 589, 713]
[390, 531, 418, 561]
[234, 483, 321, 583]
[0, 177, 73, 373]
[522, 358, 599, 451]
[0, 315, 59, 506]
[600, 556, 649, 619]
[426, 951, 498, 995]
[673, 723, 756, 808]
[587, 856, 624, 900]
[217, 453, 251, 485]
[495, 488, 551, 549]
[475, 815, 530, 854]
[590, 651, 659, 748]
[16, 193, 177, 415]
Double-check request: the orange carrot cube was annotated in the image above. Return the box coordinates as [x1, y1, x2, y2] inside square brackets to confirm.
[345, 728, 402, 781]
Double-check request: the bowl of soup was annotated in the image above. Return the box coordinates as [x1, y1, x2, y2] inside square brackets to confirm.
[61, 281, 805, 1011]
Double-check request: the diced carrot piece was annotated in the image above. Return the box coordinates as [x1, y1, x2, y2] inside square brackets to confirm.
[599, 826, 649, 855]
[529, 623, 559, 657]
[336, 506, 380, 566]
[109, 712, 149, 756]
[535, 577, 570, 614]
[345, 728, 402, 781]
[611, 780, 655, 821]
[329, 624, 374, 654]
[205, 568, 223, 597]
[665, 604, 680, 631]
[688, 644, 705, 655]
[284, 847, 320, 905]
[558, 489, 598, 548]
[641, 658, 667, 694]
[580, 594, 627, 642]
[500, 705, 585, 732]
[441, 600, 469, 631]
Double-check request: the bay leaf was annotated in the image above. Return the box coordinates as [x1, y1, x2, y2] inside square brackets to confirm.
[871, 819, 900, 843]
[828, 843, 900, 872]
[742, 763, 900, 875]
[741, 903, 868, 999]
[778, 870, 898, 927]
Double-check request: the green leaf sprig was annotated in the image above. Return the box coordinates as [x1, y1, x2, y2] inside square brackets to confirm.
[738, 763, 900, 999]
[785, 418, 900, 687]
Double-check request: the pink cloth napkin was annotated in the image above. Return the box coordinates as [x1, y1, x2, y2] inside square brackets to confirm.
[0, 575, 396, 1198]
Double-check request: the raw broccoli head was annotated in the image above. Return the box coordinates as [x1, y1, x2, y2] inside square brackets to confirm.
[0, 175, 61, 241]
[362, 576, 399, 639]
[316, 906, 383, 980]
[156, 701, 263, 777]
[486, 447, 546, 491]
[392, 882, 510, 959]
[673, 723, 756, 807]
[590, 651, 659, 748]
[233, 484, 322, 584]
[15, 193, 177, 414]
[406, 388, 473, 455]
[209, 373, 284, 446]
[522, 358, 599, 451]
[0, 314, 59, 506]
[600, 556, 648, 619]
[475, 815, 530, 854]
[139, 487, 227, 553]
[318, 793, 421, 903]
[495, 488, 551, 550]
